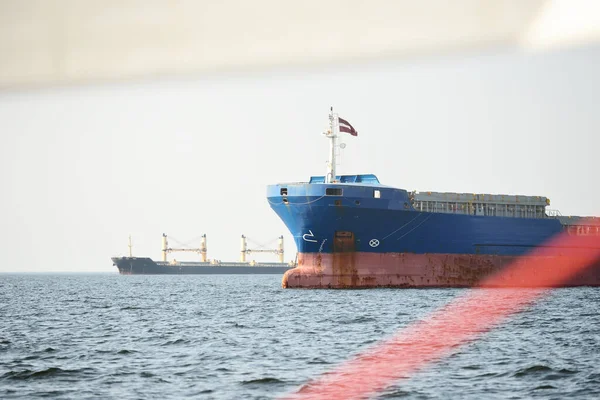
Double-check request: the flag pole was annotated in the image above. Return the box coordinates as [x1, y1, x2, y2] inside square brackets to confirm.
[327, 107, 338, 183]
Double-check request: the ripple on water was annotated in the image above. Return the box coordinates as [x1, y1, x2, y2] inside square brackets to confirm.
[117, 349, 136, 354]
[513, 365, 553, 377]
[533, 384, 557, 390]
[161, 338, 189, 346]
[241, 377, 286, 385]
[1, 367, 95, 381]
[307, 357, 331, 365]
[511, 364, 580, 381]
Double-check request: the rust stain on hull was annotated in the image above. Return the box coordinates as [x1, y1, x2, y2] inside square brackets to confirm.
[282, 252, 600, 289]
[331, 231, 358, 288]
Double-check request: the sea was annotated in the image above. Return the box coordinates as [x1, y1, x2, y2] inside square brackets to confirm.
[1, 273, 599, 399]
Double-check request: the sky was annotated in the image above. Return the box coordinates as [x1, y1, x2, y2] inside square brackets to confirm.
[0, 44, 599, 272]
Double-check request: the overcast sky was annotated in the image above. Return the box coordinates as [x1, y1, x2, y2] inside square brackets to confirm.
[1, 44, 599, 272]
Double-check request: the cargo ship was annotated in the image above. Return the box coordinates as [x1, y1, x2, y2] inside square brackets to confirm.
[267, 109, 600, 288]
[112, 234, 296, 274]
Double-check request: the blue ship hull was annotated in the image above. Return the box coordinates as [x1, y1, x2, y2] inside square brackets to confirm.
[272, 204, 568, 256]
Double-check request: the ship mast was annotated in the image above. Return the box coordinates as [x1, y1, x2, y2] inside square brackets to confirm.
[325, 107, 339, 183]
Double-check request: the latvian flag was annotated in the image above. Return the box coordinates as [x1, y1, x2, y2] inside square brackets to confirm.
[338, 117, 358, 136]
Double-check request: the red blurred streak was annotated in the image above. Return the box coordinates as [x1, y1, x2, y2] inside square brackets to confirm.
[282, 227, 600, 400]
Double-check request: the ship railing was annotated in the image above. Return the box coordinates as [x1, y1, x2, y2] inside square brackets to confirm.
[275, 181, 309, 185]
[158, 260, 291, 267]
[546, 209, 563, 218]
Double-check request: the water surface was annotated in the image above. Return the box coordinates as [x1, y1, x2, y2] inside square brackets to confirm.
[1, 274, 599, 399]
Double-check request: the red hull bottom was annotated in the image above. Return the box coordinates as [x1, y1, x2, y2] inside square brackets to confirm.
[282, 252, 600, 288]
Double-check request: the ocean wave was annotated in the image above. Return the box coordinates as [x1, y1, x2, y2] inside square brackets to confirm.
[1, 367, 94, 381]
[241, 377, 285, 385]
[513, 365, 553, 377]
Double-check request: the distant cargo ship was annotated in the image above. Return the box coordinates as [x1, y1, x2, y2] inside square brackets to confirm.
[267, 109, 600, 288]
[112, 234, 296, 275]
